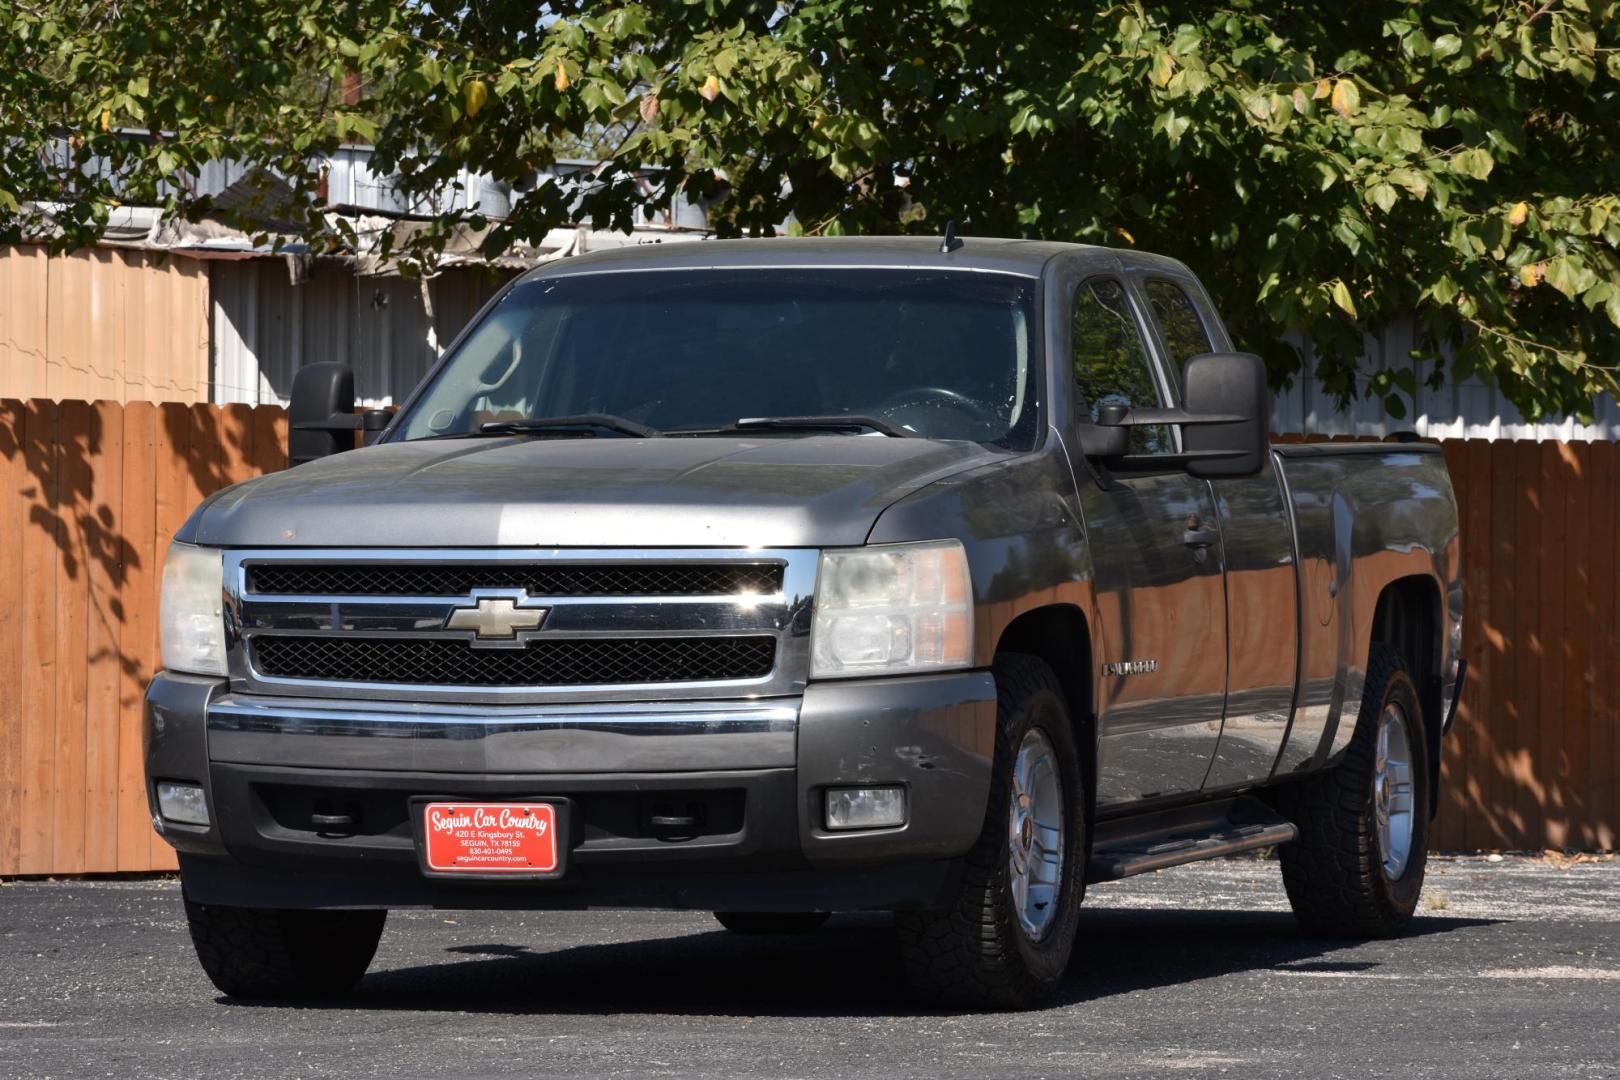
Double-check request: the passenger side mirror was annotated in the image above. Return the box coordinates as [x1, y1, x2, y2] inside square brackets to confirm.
[1077, 352, 1269, 479]
[289, 362, 364, 466]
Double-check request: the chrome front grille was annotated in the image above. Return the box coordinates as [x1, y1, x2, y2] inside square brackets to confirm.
[223, 548, 817, 702]
[247, 562, 785, 598]
[251, 634, 778, 687]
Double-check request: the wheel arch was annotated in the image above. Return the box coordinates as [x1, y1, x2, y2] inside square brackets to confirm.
[1369, 573, 1444, 817]
[994, 604, 1096, 830]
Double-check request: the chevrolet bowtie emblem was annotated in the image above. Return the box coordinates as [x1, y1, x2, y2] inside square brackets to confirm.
[444, 597, 549, 643]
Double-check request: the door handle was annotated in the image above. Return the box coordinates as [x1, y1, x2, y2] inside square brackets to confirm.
[1182, 527, 1220, 549]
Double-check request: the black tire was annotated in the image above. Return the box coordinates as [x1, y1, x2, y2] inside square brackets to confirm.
[895, 653, 1087, 1010]
[184, 898, 386, 1000]
[1278, 643, 1431, 937]
[713, 911, 831, 934]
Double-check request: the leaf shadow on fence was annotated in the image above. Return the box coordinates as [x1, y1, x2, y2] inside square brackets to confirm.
[0, 397, 281, 874]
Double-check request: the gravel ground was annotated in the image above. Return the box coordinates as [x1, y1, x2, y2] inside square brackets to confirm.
[1, 854, 1616, 1079]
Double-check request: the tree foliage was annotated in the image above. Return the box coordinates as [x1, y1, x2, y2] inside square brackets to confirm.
[2, 0, 1617, 419]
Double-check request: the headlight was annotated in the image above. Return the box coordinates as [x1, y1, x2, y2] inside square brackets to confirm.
[159, 542, 227, 676]
[811, 540, 973, 678]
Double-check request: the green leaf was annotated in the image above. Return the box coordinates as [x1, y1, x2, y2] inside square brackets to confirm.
[1432, 34, 1463, 60]
[1450, 148, 1494, 180]
[1368, 181, 1398, 212]
[1544, 256, 1597, 300]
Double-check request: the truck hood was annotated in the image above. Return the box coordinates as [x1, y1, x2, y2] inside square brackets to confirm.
[192, 434, 998, 549]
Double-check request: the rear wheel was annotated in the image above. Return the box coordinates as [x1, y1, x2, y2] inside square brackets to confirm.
[1278, 644, 1431, 937]
[895, 653, 1086, 1009]
[713, 911, 830, 934]
[184, 898, 386, 999]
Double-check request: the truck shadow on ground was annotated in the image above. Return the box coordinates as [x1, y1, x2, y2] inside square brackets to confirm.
[220, 907, 1499, 1017]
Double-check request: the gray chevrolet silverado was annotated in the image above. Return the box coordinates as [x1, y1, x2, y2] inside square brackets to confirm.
[147, 236, 1464, 1009]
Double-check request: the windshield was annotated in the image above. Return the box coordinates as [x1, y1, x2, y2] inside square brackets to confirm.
[392, 268, 1040, 447]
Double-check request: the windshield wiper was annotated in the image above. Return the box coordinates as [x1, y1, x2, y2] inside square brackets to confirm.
[669, 415, 917, 438]
[478, 414, 661, 439]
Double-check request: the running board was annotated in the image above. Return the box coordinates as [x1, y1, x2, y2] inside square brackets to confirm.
[1086, 797, 1298, 883]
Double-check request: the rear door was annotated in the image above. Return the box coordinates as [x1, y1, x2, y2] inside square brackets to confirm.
[1069, 275, 1228, 808]
[1133, 272, 1299, 791]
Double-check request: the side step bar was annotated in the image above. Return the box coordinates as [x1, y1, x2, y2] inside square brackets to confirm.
[1086, 797, 1298, 883]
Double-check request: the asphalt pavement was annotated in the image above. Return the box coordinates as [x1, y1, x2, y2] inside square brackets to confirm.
[1, 854, 1616, 1079]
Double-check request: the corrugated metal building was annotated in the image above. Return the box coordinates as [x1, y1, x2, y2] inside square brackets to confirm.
[1274, 317, 1620, 442]
[0, 245, 212, 403]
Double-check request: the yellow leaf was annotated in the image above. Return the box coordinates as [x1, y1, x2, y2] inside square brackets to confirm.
[1508, 201, 1529, 226]
[1150, 51, 1175, 88]
[463, 79, 489, 118]
[1330, 79, 1359, 118]
[1115, 227, 1136, 245]
[554, 61, 570, 93]
[1519, 261, 1545, 287]
[99, 109, 111, 132]
[1329, 279, 1358, 318]
[699, 73, 721, 102]
[1314, 78, 1331, 99]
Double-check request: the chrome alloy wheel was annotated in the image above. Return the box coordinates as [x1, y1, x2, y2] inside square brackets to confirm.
[1374, 703, 1417, 880]
[1008, 727, 1065, 941]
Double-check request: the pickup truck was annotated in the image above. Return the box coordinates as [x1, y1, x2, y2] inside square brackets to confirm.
[147, 236, 1464, 1009]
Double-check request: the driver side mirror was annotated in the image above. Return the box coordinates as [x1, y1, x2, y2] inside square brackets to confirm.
[1077, 352, 1270, 479]
[1181, 351, 1270, 478]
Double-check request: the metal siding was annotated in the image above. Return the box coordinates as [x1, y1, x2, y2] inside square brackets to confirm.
[1272, 315, 1620, 442]
[210, 263, 511, 407]
[0, 246, 210, 404]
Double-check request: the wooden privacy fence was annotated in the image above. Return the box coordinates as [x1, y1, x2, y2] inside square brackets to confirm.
[0, 399, 1614, 875]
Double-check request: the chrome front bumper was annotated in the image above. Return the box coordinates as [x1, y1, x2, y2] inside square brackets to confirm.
[208, 694, 799, 773]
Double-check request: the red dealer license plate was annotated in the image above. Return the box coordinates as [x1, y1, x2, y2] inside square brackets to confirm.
[419, 802, 561, 875]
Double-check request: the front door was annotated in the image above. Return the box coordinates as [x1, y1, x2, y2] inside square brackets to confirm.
[1068, 276, 1228, 808]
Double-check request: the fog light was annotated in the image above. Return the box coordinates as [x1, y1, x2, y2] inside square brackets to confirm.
[156, 781, 210, 826]
[824, 786, 906, 831]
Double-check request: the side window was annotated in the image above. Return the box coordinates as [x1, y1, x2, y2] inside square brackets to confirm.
[1143, 279, 1214, 388]
[1070, 278, 1170, 453]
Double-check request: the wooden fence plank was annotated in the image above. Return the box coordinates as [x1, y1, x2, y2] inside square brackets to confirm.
[51, 399, 92, 875]
[1537, 442, 1568, 848]
[1597, 442, 1620, 850]
[1493, 439, 1527, 848]
[116, 402, 158, 869]
[1461, 439, 1496, 851]
[1436, 441, 1471, 850]
[0, 401, 24, 874]
[252, 404, 287, 475]
[150, 403, 194, 872]
[19, 400, 60, 873]
[1563, 443, 1592, 849]
[221, 403, 257, 486]
[82, 401, 124, 871]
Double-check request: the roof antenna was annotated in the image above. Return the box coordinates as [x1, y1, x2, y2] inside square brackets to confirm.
[940, 220, 964, 254]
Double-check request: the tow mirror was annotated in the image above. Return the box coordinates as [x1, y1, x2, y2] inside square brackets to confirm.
[289, 362, 383, 466]
[1078, 352, 1270, 479]
[1181, 352, 1269, 478]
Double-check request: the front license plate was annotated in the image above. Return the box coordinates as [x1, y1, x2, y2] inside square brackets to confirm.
[419, 802, 560, 875]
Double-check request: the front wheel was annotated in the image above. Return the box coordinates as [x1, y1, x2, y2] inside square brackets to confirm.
[895, 653, 1087, 1009]
[1278, 643, 1431, 937]
[184, 898, 386, 999]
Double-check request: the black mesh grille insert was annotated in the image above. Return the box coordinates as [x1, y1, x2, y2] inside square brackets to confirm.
[247, 562, 785, 598]
[250, 634, 777, 686]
